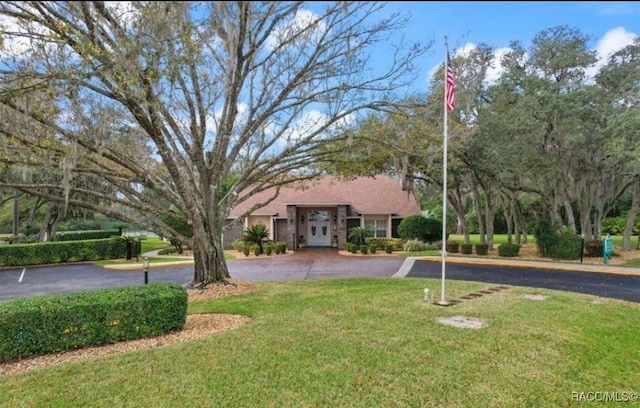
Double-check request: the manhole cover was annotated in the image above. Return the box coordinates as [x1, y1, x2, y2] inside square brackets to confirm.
[437, 316, 485, 329]
[523, 294, 547, 301]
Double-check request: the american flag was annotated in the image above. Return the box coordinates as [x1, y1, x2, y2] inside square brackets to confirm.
[445, 52, 456, 112]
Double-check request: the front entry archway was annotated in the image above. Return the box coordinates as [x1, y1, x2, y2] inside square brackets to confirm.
[307, 210, 331, 247]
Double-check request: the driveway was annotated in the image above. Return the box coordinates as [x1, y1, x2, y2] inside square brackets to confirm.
[1, 249, 639, 303]
[0, 249, 406, 302]
[401, 258, 640, 303]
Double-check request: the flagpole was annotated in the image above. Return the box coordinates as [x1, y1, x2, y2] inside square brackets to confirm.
[439, 37, 450, 306]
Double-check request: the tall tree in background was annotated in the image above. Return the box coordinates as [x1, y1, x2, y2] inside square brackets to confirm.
[0, 2, 427, 285]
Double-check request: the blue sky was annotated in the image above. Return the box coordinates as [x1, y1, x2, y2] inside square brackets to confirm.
[378, 1, 640, 91]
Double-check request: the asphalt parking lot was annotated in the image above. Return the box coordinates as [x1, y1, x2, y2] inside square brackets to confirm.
[1, 249, 639, 303]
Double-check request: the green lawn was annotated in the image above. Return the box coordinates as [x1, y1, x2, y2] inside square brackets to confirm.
[449, 233, 640, 248]
[1, 278, 638, 407]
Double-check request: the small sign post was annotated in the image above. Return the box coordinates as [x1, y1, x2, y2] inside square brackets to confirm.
[603, 235, 613, 265]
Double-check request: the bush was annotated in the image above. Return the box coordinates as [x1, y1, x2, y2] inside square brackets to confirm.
[54, 229, 121, 242]
[445, 240, 459, 253]
[549, 233, 583, 260]
[243, 245, 251, 257]
[365, 237, 403, 251]
[349, 244, 358, 254]
[403, 239, 430, 252]
[475, 243, 489, 255]
[360, 245, 368, 255]
[534, 217, 559, 257]
[265, 244, 273, 256]
[498, 243, 520, 257]
[369, 245, 376, 254]
[384, 244, 393, 254]
[397, 215, 443, 243]
[584, 240, 602, 257]
[460, 243, 473, 254]
[0, 283, 187, 363]
[232, 239, 244, 252]
[0, 238, 127, 267]
[253, 245, 261, 256]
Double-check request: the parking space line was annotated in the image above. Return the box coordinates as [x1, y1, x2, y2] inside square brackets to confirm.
[18, 267, 26, 283]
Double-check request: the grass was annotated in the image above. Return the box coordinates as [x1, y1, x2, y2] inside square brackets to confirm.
[1, 278, 638, 407]
[449, 233, 640, 248]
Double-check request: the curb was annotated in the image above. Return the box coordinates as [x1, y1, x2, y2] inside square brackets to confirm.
[416, 256, 640, 277]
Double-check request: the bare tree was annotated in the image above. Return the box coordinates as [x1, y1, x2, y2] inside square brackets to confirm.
[0, 2, 427, 285]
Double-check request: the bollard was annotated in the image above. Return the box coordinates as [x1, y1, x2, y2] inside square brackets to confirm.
[143, 256, 149, 284]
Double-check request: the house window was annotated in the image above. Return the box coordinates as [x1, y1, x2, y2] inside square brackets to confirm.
[365, 218, 387, 238]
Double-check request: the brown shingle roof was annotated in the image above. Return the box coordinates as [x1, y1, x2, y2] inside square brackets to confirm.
[229, 175, 421, 218]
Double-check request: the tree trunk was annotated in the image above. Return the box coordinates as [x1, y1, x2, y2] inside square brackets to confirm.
[49, 206, 64, 241]
[471, 185, 485, 244]
[38, 204, 53, 241]
[562, 183, 577, 234]
[191, 225, 229, 287]
[12, 188, 19, 235]
[623, 181, 640, 251]
[447, 188, 470, 244]
[484, 190, 495, 248]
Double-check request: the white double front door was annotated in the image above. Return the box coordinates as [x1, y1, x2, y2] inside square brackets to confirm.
[306, 210, 331, 247]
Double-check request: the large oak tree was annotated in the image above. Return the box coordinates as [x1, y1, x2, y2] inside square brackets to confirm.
[0, 2, 427, 285]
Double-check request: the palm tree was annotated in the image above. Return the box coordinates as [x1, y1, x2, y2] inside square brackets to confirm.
[242, 224, 270, 254]
[348, 225, 373, 246]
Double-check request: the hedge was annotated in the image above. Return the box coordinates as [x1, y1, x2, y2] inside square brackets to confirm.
[54, 229, 121, 241]
[0, 237, 127, 266]
[0, 283, 188, 363]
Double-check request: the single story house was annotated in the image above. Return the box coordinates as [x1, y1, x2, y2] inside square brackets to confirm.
[224, 174, 421, 250]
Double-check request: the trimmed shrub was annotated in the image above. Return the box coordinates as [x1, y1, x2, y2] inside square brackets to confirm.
[446, 240, 459, 254]
[460, 243, 473, 255]
[0, 237, 127, 267]
[498, 243, 521, 257]
[584, 240, 602, 257]
[54, 229, 121, 241]
[549, 233, 583, 260]
[265, 244, 273, 256]
[403, 239, 430, 252]
[365, 237, 403, 251]
[397, 215, 443, 243]
[0, 283, 187, 363]
[360, 245, 368, 255]
[369, 245, 376, 254]
[243, 245, 251, 257]
[475, 243, 489, 255]
[349, 244, 358, 254]
[253, 245, 261, 256]
[385, 244, 393, 254]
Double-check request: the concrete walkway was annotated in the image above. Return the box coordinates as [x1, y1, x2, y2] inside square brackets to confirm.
[132, 249, 640, 277]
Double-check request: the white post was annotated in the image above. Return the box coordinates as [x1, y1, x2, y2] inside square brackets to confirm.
[438, 38, 451, 306]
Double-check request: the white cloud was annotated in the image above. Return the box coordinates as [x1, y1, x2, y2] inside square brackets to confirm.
[485, 47, 512, 85]
[428, 27, 638, 89]
[265, 8, 324, 51]
[586, 27, 638, 81]
[427, 42, 513, 87]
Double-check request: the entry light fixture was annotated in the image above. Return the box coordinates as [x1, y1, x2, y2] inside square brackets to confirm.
[340, 215, 345, 225]
[301, 214, 305, 224]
